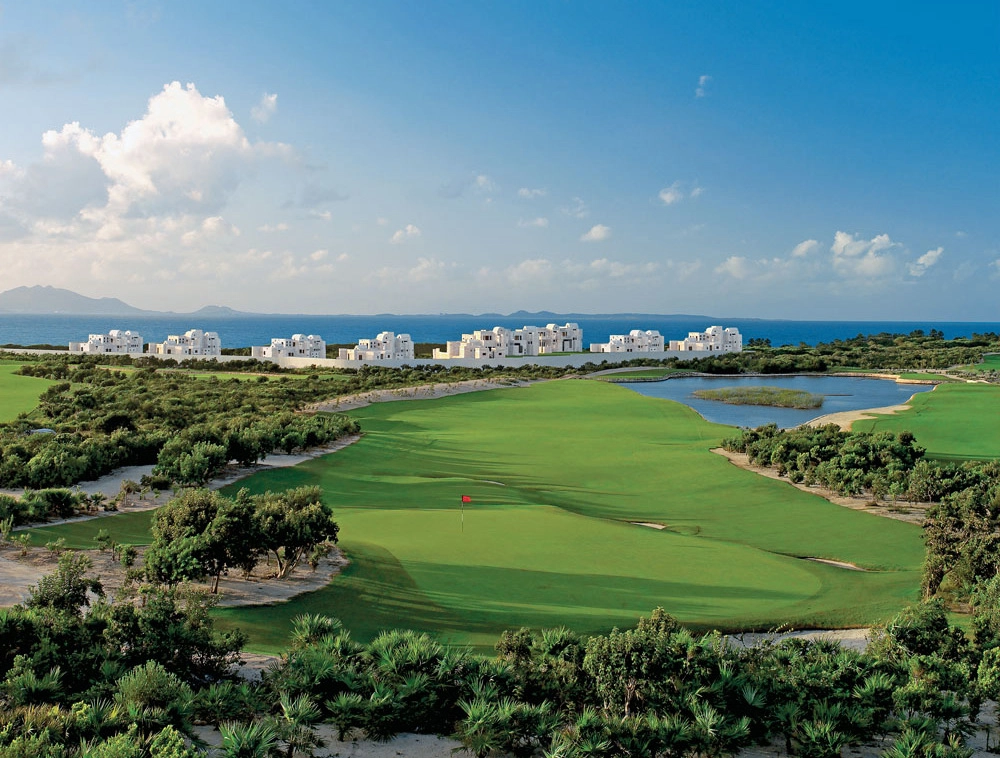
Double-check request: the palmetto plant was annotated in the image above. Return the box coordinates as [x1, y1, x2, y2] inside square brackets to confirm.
[219, 719, 279, 758]
[270, 692, 324, 758]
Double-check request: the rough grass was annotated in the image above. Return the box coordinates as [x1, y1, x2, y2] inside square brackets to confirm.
[692, 386, 824, 409]
[0, 362, 56, 422]
[212, 380, 922, 651]
[852, 383, 1000, 461]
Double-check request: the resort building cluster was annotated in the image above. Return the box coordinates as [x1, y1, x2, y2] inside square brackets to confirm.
[70, 323, 742, 365]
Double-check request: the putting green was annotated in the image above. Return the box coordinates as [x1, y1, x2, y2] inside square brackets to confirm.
[853, 383, 1000, 461]
[210, 380, 922, 651]
[0, 362, 56, 422]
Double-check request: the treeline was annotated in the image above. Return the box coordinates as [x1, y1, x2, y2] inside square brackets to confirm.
[723, 424, 1000, 604]
[2, 556, 998, 758]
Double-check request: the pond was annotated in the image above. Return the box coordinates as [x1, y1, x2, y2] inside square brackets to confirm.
[620, 375, 934, 428]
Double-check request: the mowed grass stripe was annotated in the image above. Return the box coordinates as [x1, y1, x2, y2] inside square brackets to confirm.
[852, 383, 1000, 461]
[210, 380, 922, 650]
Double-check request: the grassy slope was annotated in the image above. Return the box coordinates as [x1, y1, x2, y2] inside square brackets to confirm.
[211, 380, 921, 651]
[852, 383, 1000, 461]
[0, 362, 55, 422]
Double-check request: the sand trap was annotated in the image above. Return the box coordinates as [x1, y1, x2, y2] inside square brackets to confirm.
[803, 557, 867, 571]
[806, 386, 935, 430]
[631, 521, 667, 529]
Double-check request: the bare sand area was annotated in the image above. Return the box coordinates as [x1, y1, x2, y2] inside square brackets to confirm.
[711, 447, 930, 525]
[308, 377, 537, 413]
[806, 402, 914, 431]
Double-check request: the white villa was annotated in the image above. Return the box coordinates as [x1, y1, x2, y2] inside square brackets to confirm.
[252, 334, 326, 360]
[151, 329, 222, 357]
[433, 323, 583, 360]
[590, 329, 665, 354]
[669, 326, 743, 353]
[69, 330, 144, 355]
[339, 331, 414, 361]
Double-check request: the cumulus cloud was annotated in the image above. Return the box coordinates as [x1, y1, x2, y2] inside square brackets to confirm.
[390, 223, 421, 243]
[830, 231, 899, 278]
[696, 74, 712, 98]
[791, 239, 819, 258]
[518, 187, 547, 199]
[580, 224, 611, 242]
[506, 258, 554, 286]
[908, 247, 943, 277]
[517, 217, 549, 228]
[251, 92, 278, 123]
[440, 173, 496, 198]
[310, 249, 328, 261]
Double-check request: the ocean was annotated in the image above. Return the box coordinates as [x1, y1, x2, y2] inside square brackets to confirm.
[0, 313, 998, 349]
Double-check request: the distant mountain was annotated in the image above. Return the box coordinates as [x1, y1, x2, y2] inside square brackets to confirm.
[0, 287, 258, 317]
[0, 286, 147, 315]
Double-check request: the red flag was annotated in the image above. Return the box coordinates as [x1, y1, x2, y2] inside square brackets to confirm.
[461, 495, 472, 503]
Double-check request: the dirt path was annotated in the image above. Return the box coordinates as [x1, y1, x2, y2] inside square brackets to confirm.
[711, 447, 930, 524]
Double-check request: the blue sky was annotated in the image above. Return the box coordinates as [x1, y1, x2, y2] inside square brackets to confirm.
[0, 1, 997, 318]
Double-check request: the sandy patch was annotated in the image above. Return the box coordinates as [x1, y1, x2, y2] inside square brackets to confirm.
[806, 402, 914, 431]
[803, 557, 867, 571]
[308, 379, 536, 413]
[711, 448, 931, 525]
[631, 521, 667, 529]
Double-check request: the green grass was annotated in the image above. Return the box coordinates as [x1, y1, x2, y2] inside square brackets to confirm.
[30, 380, 925, 652]
[20, 510, 156, 548]
[598, 368, 690, 379]
[692, 386, 824, 409]
[214, 380, 922, 651]
[0, 363, 56, 422]
[957, 354, 1000, 373]
[852, 383, 1000, 461]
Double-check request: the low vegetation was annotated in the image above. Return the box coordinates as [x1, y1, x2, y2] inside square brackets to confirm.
[692, 386, 824, 409]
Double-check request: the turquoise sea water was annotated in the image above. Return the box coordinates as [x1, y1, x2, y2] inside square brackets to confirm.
[0, 314, 997, 349]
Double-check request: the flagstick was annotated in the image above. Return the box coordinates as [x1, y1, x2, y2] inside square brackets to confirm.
[461, 497, 464, 533]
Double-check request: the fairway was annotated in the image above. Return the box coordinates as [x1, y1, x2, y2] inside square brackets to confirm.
[0, 362, 55, 422]
[210, 380, 922, 651]
[853, 383, 1000, 461]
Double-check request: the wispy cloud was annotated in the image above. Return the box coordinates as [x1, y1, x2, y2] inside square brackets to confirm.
[518, 187, 547, 199]
[562, 197, 589, 218]
[658, 181, 702, 206]
[257, 222, 289, 232]
[908, 247, 943, 277]
[517, 217, 549, 228]
[251, 92, 278, 123]
[791, 239, 819, 258]
[390, 223, 421, 244]
[580, 224, 611, 242]
[696, 74, 712, 98]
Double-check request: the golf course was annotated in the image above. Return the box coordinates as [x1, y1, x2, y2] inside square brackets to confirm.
[209, 379, 923, 651]
[852, 383, 1000, 461]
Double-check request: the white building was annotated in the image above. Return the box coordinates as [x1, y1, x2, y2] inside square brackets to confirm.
[433, 323, 583, 360]
[669, 326, 743, 353]
[152, 329, 222, 357]
[252, 334, 326, 360]
[339, 331, 414, 361]
[590, 329, 665, 354]
[69, 330, 144, 355]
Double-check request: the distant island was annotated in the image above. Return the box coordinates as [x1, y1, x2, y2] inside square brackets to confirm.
[692, 386, 824, 409]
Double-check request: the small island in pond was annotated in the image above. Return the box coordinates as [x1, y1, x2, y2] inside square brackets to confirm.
[692, 386, 824, 409]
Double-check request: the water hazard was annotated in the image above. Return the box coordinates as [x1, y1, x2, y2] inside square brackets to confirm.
[621, 375, 934, 428]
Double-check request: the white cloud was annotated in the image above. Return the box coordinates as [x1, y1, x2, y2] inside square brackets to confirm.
[474, 174, 496, 193]
[310, 249, 328, 261]
[308, 210, 332, 221]
[506, 258, 554, 286]
[991, 260, 1000, 279]
[518, 187, 547, 199]
[658, 181, 701, 205]
[376, 217, 389, 226]
[955, 230, 968, 238]
[580, 224, 611, 242]
[562, 197, 589, 218]
[390, 223, 421, 244]
[517, 217, 549, 228]
[715, 256, 752, 279]
[257, 222, 288, 232]
[251, 92, 278, 123]
[337, 252, 349, 262]
[696, 74, 712, 98]
[830, 231, 899, 278]
[791, 239, 819, 258]
[908, 247, 943, 277]
[180, 215, 240, 246]
[0, 159, 23, 180]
